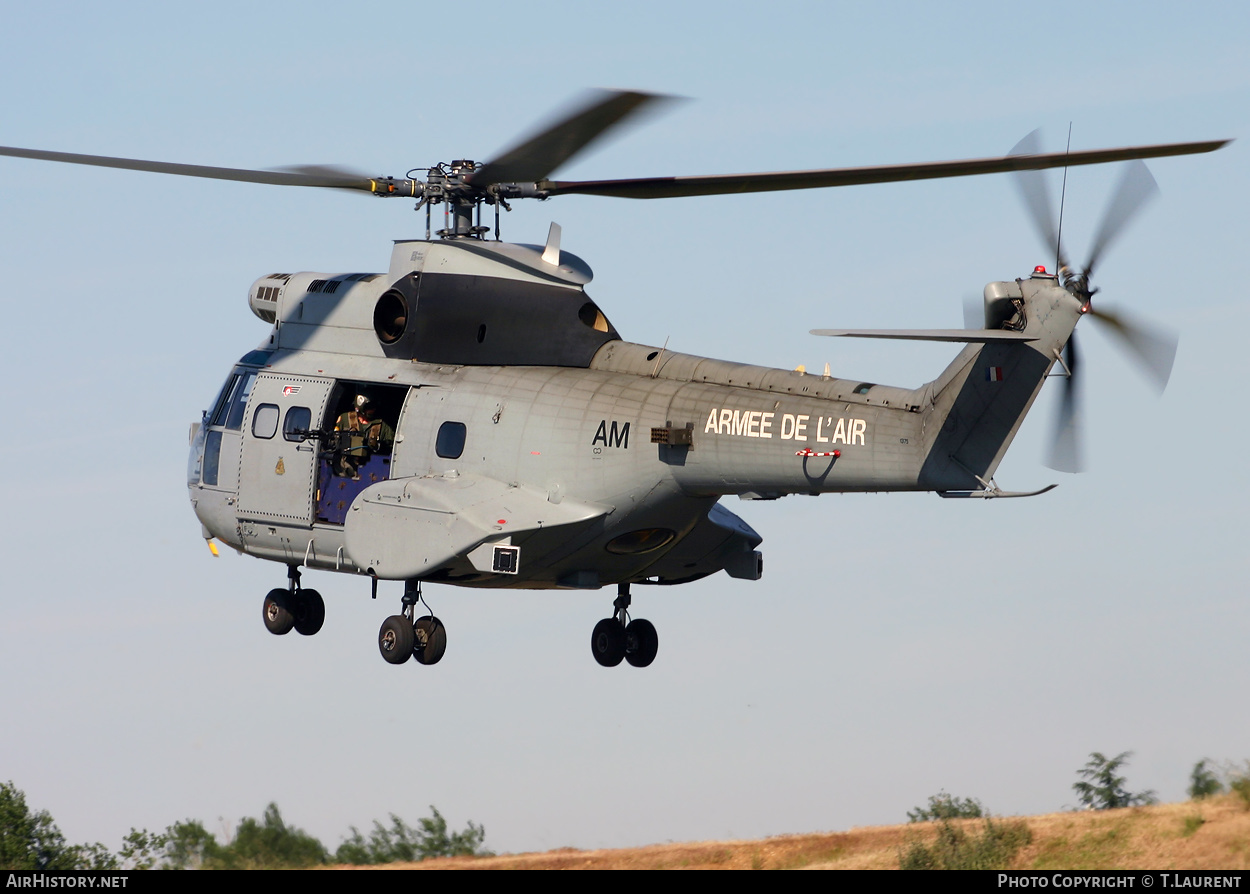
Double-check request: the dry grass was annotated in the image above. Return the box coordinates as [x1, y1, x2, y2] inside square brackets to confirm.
[329, 794, 1250, 870]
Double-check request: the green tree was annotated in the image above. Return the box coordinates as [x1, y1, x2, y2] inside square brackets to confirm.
[908, 791, 985, 823]
[214, 804, 327, 869]
[336, 807, 490, 864]
[1073, 752, 1157, 810]
[0, 781, 115, 870]
[1188, 760, 1224, 800]
[116, 828, 168, 870]
[161, 820, 220, 870]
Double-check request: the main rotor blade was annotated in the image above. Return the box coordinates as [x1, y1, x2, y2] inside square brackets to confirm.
[1088, 305, 1178, 392]
[1009, 130, 1067, 271]
[1084, 160, 1159, 279]
[963, 294, 983, 330]
[0, 145, 377, 191]
[470, 89, 672, 187]
[541, 139, 1228, 199]
[1047, 335, 1084, 473]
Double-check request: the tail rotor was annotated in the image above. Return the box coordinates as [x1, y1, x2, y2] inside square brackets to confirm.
[1010, 132, 1179, 472]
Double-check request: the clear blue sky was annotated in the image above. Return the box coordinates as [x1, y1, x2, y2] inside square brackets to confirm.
[1, 1, 1246, 855]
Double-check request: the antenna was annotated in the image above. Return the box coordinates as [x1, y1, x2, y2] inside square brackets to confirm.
[1055, 122, 1073, 273]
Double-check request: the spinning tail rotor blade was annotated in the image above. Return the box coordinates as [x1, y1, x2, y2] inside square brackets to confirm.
[1088, 305, 1178, 392]
[1084, 160, 1159, 279]
[1047, 334, 1084, 473]
[1009, 130, 1068, 271]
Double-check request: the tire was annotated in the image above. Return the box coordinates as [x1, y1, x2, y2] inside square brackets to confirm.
[378, 615, 414, 664]
[413, 615, 447, 666]
[263, 588, 295, 635]
[591, 618, 626, 667]
[624, 618, 659, 668]
[293, 589, 325, 637]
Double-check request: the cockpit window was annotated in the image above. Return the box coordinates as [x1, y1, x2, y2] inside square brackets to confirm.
[223, 372, 257, 430]
[207, 375, 236, 426]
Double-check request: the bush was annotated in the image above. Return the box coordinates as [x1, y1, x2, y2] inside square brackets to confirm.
[1228, 765, 1250, 811]
[908, 791, 985, 823]
[1, 784, 492, 870]
[900, 817, 1032, 870]
[1073, 752, 1157, 810]
[1188, 760, 1224, 800]
[336, 807, 490, 864]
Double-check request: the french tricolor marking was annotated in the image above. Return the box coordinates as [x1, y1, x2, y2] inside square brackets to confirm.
[987, 367, 1004, 382]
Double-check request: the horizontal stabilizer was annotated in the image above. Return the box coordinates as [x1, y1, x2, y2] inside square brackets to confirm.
[810, 328, 1038, 343]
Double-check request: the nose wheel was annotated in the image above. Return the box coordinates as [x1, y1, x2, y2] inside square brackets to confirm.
[377, 580, 447, 667]
[262, 567, 325, 637]
[591, 584, 658, 668]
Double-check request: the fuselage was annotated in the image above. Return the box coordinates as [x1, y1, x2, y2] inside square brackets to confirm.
[187, 238, 1082, 590]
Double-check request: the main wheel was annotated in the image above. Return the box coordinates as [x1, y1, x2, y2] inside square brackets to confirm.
[413, 615, 447, 666]
[262, 588, 295, 635]
[591, 618, 626, 667]
[624, 618, 659, 668]
[293, 589, 325, 636]
[378, 615, 414, 665]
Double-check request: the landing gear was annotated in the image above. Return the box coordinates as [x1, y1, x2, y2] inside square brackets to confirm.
[377, 580, 448, 667]
[293, 589, 324, 636]
[378, 615, 414, 664]
[591, 617, 626, 666]
[262, 567, 325, 637]
[591, 584, 658, 668]
[624, 618, 659, 668]
[413, 615, 447, 666]
[263, 588, 295, 635]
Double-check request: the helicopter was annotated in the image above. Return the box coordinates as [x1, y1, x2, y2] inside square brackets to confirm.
[0, 90, 1227, 669]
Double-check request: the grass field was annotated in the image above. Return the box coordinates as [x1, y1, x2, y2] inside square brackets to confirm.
[342, 793, 1250, 870]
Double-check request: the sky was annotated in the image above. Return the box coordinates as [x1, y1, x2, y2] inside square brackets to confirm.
[1, 0, 1247, 857]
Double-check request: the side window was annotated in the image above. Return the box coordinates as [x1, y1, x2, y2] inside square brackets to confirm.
[252, 403, 280, 439]
[203, 430, 223, 486]
[284, 407, 312, 442]
[436, 421, 467, 459]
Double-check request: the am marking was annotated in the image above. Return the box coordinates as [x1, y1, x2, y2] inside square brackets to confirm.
[592, 419, 631, 449]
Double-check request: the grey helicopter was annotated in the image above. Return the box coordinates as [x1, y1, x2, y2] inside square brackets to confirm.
[0, 91, 1227, 668]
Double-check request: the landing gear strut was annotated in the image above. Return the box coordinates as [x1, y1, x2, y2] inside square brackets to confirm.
[262, 566, 325, 637]
[591, 583, 658, 668]
[378, 579, 447, 666]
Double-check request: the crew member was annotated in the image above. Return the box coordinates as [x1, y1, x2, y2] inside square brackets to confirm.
[334, 394, 394, 478]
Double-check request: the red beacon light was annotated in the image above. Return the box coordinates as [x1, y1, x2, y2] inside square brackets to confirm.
[1034, 265, 1048, 274]
[1030, 264, 1057, 279]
